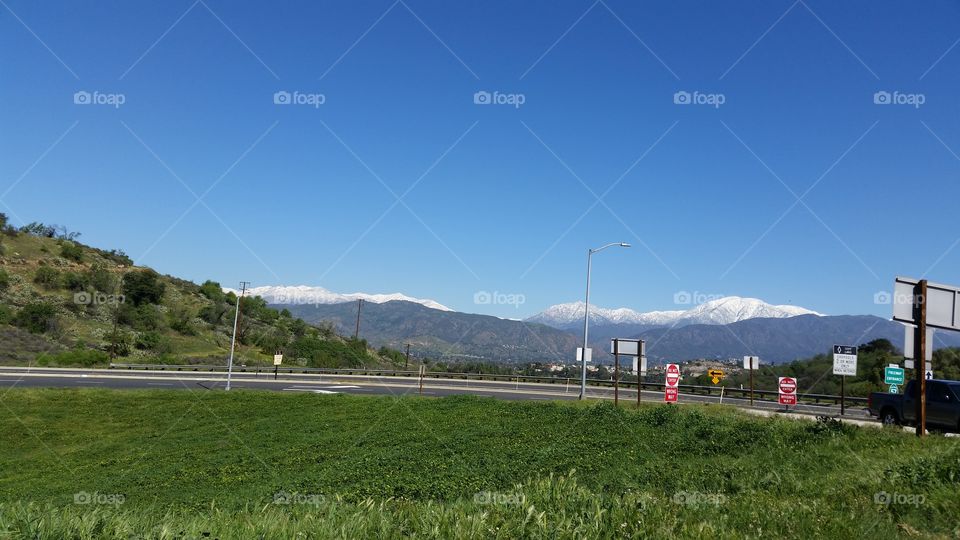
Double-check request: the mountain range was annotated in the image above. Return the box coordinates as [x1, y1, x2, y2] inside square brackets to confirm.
[263, 286, 960, 364]
[225, 285, 452, 312]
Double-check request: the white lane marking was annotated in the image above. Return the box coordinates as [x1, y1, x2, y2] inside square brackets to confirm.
[323, 385, 360, 389]
[283, 388, 339, 394]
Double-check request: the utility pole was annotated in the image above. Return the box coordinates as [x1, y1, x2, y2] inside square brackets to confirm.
[354, 298, 364, 340]
[405, 343, 410, 370]
[226, 281, 250, 391]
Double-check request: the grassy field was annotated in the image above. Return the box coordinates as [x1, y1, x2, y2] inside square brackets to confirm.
[0, 389, 958, 538]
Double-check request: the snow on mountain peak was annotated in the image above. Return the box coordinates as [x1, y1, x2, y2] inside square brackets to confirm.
[526, 296, 820, 328]
[223, 285, 452, 312]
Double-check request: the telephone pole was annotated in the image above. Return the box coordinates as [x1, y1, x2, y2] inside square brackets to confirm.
[354, 298, 364, 339]
[226, 281, 250, 391]
[405, 343, 411, 370]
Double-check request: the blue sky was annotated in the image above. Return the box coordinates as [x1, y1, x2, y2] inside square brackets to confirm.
[1, 0, 959, 319]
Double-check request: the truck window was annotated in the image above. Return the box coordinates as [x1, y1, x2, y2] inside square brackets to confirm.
[928, 382, 952, 403]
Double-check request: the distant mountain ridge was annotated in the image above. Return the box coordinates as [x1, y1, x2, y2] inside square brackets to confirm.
[527, 296, 821, 329]
[225, 285, 452, 312]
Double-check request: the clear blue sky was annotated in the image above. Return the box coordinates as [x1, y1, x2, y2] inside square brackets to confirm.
[2, 0, 959, 319]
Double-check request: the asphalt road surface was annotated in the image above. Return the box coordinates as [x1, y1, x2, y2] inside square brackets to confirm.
[0, 367, 872, 419]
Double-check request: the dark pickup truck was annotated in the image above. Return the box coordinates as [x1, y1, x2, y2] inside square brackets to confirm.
[868, 379, 960, 431]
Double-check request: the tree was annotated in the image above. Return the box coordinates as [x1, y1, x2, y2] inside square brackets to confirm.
[199, 280, 225, 302]
[60, 241, 83, 262]
[122, 270, 166, 306]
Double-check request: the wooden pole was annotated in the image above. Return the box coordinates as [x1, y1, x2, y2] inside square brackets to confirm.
[405, 344, 410, 370]
[916, 280, 928, 437]
[749, 359, 754, 406]
[613, 340, 619, 407]
[840, 375, 845, 415]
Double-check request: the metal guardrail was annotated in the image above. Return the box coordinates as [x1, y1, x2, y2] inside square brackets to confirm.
[109, 363, 867, 406]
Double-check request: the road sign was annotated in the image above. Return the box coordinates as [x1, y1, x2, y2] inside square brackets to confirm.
[903, 325, 934, 361]
[778, 376, 798, 406]
[884, 366, 905, 385]
[273, 354, 283, 366]
[893, 277, 960, 332]
[832, 345, 858, 376]
[708, 369, 724, 384]
[889, 384, 899, 394]
[611, 339, 644, 356]
[926, 370, 934, 380]
[664, 363, 680, 402]
[576, 348, 592, 363]
[743, 356, 759, 369]
[632, 356, 647, 375]
[665, 364, 681, 387]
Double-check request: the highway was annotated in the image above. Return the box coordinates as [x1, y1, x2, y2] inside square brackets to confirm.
[0, 366, 874, 419]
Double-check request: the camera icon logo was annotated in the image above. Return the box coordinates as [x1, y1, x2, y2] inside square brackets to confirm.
[73, 91, 92, 105]
[473, 291, 492, 305]
[874, 491, 891, 505]
[673, 290, 692, 305]
[273, 491, 292, 504]
[873, 291, 891, 305]
[473, 90, 491, 105]
[873, 91, 891, 105]
[74, 292, 92, 305]
[673, 91, 691, 105]
[74, 491, 92, 504]
[273, 91, 291, 105]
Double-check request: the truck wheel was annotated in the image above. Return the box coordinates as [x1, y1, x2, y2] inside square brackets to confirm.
[881, 409, 900, 427]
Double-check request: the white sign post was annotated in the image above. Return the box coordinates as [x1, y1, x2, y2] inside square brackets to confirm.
[743, 356, 759, 405]
[273, 353, 283, 380]
[832, 345, 857, 415]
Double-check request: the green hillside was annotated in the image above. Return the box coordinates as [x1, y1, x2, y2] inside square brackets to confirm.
[0, 216, 405, 369]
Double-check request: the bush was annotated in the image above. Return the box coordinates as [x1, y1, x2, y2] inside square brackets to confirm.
[122, 270, 165, 306]
[33, 266, 61, 288]
[167, 307, 197, 336]
[199, 280, 225, 302]
[0, 269, 9, 291]
[36, 348, 109, 367]
[59, 242, 83, 262]
[104, 329, 130, 357]
[13, 302, 57, 334]
[135, 331, 172, 353]
[199, 303, 226, 325]
[86, 264, 115, 293]
[62, 272, 88, 291]
[118, 303, 161, 331]
[0, 304, 11, 324]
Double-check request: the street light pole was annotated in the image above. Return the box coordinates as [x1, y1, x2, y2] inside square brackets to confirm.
[580, 242, 630, 400]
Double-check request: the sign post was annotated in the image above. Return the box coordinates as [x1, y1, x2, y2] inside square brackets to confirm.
[893, 276, 960, 437]
[664, 363, 680, 403]
[273, 352, 283, 380]
[743, 356, 759, 406]
[610, 339, 644, 408]
[778, 376, 797, 409]
[832, 345, 858, 415]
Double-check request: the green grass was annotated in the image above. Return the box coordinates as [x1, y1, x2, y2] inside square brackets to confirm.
[0, 389, 958, 538]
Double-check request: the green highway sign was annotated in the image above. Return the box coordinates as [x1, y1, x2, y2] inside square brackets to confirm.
[884, 365, 905, 386]
[889, 384, 899, 394]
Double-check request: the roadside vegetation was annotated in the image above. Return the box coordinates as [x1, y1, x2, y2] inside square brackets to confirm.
[0, 214, 406, 369]
[1, 390, 959, 538]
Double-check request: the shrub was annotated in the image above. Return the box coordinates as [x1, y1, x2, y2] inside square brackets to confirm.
[59, 241, 83, 262]
[168, 307, 197, 336]
[62, 272, 88, 291]
[13, 302, 57, 333]
[104, 329, 130, 357]
[0, 304, 11, 324]
[0, 269, 9, 291]
[35, 348, 109, 367]
[86, 264, 115, 293]
[199, 304, 226, 325]
[118, 303, 161, 331]
[122, 270, 165, 306]
[135, 331, 172, 353]
[199, 280, 225, 302]
[33, 266, 61, 288]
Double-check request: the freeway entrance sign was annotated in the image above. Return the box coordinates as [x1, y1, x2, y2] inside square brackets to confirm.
[778, 377, 797, 406]
[889, 384, 899, 394]
[884, 365, 905, 386]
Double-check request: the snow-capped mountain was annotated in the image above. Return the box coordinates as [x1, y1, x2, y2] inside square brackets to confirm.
[526, 296, 821, 329]
[223, 285, 452, 312]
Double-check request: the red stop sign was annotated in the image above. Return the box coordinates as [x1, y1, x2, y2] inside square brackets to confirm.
[665, 364, 680, 387]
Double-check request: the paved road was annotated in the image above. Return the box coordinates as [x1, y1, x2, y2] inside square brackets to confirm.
[0, 367, 873, 419]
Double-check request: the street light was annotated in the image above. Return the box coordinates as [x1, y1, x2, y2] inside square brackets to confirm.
[580, 242, 630, 400]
